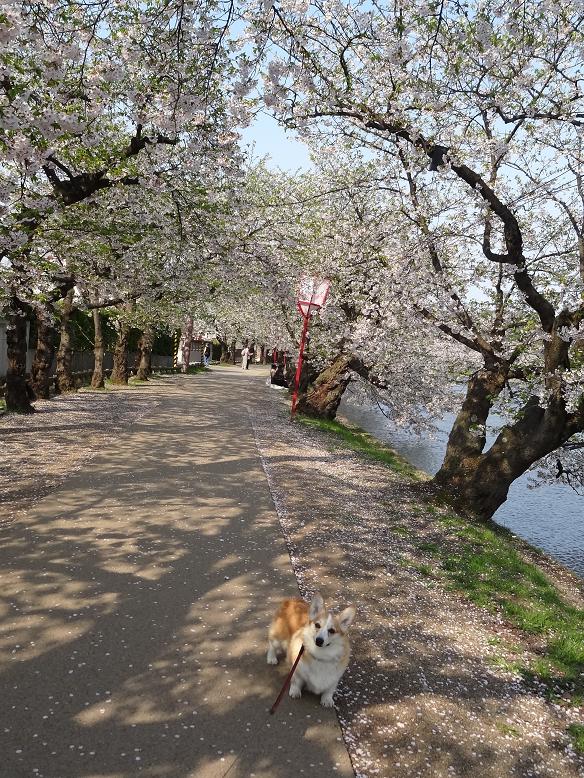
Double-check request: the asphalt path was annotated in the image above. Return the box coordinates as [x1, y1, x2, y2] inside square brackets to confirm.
[0, 367, 354, 778]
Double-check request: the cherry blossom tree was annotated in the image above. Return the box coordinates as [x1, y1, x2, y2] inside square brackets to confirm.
[4, 0, 582, 523]
[1, 0, 247, 410]
[189, 158, 460, 427]
[244, 0, 584, 518]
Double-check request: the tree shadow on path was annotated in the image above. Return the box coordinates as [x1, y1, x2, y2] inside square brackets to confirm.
[0, 373, 352, 778]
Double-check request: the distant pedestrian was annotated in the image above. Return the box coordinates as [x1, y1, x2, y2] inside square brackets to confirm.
[203, 343, 211, 367]
[241, 345, 249, 370]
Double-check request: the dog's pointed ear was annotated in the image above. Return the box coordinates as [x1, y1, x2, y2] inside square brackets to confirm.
[308, 592, 324, 620]
[338, 606, 356, 633]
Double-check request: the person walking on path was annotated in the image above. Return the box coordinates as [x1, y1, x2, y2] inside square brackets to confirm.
[241, 344, 249, 369]
[203, 343, 211, 367]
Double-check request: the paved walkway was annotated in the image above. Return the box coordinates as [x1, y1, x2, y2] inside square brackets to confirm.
[0, 367, 354, 778]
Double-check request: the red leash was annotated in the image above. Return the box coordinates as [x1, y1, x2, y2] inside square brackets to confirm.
[269, 645, 305, 715]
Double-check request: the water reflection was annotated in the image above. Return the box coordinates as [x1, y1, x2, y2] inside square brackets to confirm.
[339, 394, 584, 580]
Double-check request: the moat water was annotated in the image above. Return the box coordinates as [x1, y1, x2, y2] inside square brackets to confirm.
[339, 392, 584, 580]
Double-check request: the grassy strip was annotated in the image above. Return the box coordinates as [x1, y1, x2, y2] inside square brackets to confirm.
[569, 724, 584, 753]
[417, 513, 584, 752]
[297, 413, 584, 752]
[298, 415, 422, 479]
[427, 515, 584, 697]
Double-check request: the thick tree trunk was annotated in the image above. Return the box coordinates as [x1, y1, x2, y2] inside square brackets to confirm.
[136, 327, 153, 380]
[297, 358, 319, 394]
[231, 339, 236, 364]
[433, 367, 508, 486]
[428, 294, 584, 518]
[181, 315, 193, 372]
[296, 355, 352, 419]
[431, 364, 574, 518]
[56, 289, 75, 394]
[91, 310, 105, 389]
[110, 320, 129, 384]
[5, 299, 34, 413]
[218, 338, 230, 363]
[432, 399, 572, 518]
[30, 310, 57, 399]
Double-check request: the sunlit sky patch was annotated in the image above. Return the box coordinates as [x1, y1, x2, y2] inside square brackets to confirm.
[241, 111, 313, 171]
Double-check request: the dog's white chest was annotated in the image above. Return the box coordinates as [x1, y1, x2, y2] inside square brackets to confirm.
[297, 656, 344, 694]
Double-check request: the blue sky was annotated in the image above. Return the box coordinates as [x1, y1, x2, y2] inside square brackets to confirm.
[240, 111, 313, 170]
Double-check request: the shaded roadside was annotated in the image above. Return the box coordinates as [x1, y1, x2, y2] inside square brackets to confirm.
[0, 369, 353, 778]
[4, 366, 583, 777]
[251, 385, 584, 778]
[0, 381, 163, 523]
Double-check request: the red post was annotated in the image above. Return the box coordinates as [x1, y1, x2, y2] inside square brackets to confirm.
[290, 313, 310, 420]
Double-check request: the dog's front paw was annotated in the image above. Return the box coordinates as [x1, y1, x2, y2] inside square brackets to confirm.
[320, 694, 335, 708]
[289, 685, 302, 699]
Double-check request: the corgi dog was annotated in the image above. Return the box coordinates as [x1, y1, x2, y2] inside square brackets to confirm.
[267, 592, 356, 707]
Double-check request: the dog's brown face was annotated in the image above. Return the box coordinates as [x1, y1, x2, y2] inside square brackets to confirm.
[308, 593, 356, 650]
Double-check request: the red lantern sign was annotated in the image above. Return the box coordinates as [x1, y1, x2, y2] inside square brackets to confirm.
[296, 277, 331, 317]
[290, 277, 331, 419]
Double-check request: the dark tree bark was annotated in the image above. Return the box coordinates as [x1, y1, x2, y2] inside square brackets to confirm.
[5, 297, 34, 413]
[218, 337, 230, 363]
[296, 355, 353, 419]
[136, 326, 153, 380]
[56, 289, 75, 394]
[30, 310, 58, 399]
[181, 316, 193, 372]
[429, 312, 583, 519]
[297, 357, 319, 394]
[433, 366, 508, 487]
[91, 309, 105, 389]
[432, 394, 576, 519]
[110, 319, 129, 384]
[231, 339, 236, 364]
[430, 352, 583, 519]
